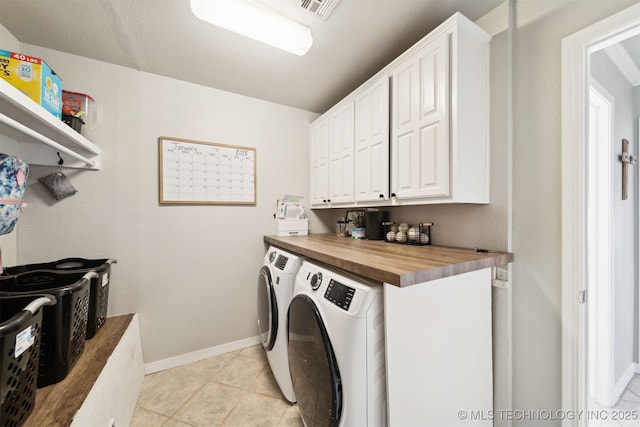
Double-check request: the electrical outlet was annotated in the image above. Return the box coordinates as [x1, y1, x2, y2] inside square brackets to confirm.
[496, 266, 509, 282]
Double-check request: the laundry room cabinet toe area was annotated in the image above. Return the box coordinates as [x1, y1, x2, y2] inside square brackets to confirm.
[310, 13, 490, 208]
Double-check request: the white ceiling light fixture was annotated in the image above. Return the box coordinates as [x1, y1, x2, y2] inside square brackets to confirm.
[190, 0, 313, 56]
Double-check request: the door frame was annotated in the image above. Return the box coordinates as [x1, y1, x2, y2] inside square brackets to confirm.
[561, 3, 640, 426]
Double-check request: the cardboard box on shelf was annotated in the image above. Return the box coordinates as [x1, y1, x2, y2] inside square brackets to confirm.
[0, 50, 62, 118]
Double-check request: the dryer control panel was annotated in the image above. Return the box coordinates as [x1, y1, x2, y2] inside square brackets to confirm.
[325, 279, 355, 311]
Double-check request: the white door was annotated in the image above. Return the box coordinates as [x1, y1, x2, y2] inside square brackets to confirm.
[355, 76, 390, 202]
[391, 34, 450, 200]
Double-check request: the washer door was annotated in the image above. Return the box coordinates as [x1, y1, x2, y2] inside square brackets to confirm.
[288, 294, 342, 427]
[257, 266, 277, 351]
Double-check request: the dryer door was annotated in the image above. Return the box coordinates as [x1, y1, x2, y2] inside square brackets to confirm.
[288, 294, 342, 427]
[257, 266, 277, 351]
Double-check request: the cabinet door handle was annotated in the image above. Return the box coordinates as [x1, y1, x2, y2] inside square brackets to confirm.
[379, 194, 384, 198]
[391, 193, 397, 198]
[327, 199, 331, 203]
[323, 199, 327, 203]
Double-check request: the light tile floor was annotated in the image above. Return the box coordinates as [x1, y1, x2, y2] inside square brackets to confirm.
[131, 345, 304, 427]
[589, 374, 640, 427]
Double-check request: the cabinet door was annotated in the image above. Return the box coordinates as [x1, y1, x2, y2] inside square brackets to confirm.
[310, 118, 329, 206]
[355, 76, 390, 202]
[327, 102, 354, 204]
[391, 34, 450, 199]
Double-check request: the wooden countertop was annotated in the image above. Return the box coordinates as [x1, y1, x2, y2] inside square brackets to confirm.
[264, 234, 513, 287]
[25, 313, 134, 427]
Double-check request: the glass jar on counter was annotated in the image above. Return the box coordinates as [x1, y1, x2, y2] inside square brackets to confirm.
[336, 220, 349, 237]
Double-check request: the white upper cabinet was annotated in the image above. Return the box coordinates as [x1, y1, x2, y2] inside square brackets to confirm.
[310, 99, 354, 207]
[309, 76, 388, 209]
[354, 75, 390, 203]
[309, 12, 490, 209]
[390, 35, 449, 199]
[390, 13, 490, 204]
[0, 78, 101, 169]
[327, 101, 354, 204]
[310, 117, 329, 206]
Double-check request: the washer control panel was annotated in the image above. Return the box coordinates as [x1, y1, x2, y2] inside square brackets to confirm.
[325, 279, 355, 311]
[274, 255, 288, 270]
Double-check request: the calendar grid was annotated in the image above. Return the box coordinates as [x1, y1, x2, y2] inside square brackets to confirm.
[158, 137, 256, 205]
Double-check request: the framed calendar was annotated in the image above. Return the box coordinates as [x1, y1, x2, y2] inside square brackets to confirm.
[158, 137, 256, 205]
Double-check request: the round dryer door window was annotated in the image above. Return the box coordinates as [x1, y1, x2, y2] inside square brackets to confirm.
[288, 294, 342, 427]
[257, 266, 277, 351]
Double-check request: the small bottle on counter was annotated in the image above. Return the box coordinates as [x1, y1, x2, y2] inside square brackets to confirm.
[336, 220, 349, 237]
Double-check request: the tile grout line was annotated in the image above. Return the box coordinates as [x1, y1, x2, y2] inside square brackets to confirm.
[155, 370, 214, 424]
[218, 362, 286, 426]
[161, 417, 197, 427]
[132, 345, 293, 427]
[134, 405, 172, 424]
[218, 356, 264, 427]
[167, 353, 243, 425]
[217, 392, 246, 426]
[627, 387, 640, 400]
[276, 403, 298, 427]
[170, 381, 209, 422]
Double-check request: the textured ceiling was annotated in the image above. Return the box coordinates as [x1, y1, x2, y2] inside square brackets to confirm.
[0, 0, 503, 113]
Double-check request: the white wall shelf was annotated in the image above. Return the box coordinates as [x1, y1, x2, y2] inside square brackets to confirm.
[0, 78, 101, 169]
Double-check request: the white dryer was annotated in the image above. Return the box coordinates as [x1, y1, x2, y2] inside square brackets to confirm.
[257, 246, 302, 403]
[288, 260, 386, 427]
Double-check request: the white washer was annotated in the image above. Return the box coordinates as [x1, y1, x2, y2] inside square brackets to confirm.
[288, 260, 386, 427]
[257, 246, 302, 403]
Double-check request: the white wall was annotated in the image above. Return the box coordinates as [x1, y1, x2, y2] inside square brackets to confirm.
[12, 44, 321, 363]
[0, 23, 21, 266]
[591, 49, 638, 385]
[511, 0, 638, 423]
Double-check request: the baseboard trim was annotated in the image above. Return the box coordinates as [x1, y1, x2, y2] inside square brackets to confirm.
[143, 335, 262, 375]
[612, 362, 638, 404]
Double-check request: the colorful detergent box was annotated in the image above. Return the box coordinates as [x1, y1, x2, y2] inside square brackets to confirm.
[0, 50, 62, 118]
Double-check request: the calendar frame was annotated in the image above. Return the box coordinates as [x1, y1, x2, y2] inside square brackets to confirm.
[158, 136, 256, 205]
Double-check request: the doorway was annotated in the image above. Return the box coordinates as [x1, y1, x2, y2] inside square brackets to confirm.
[589, 36, 640, 417]
[562, 3, 640, 426]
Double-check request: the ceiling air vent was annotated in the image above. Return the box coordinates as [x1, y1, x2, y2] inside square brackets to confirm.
[300, 0, 340, 20]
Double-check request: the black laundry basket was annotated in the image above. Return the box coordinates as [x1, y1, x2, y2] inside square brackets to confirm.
[0, 294, 56, 427]
[0, 272, 95, 387]
[3, 258, 116, 339]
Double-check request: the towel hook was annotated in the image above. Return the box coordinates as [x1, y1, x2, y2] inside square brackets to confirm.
[57, 152, 64, 171]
